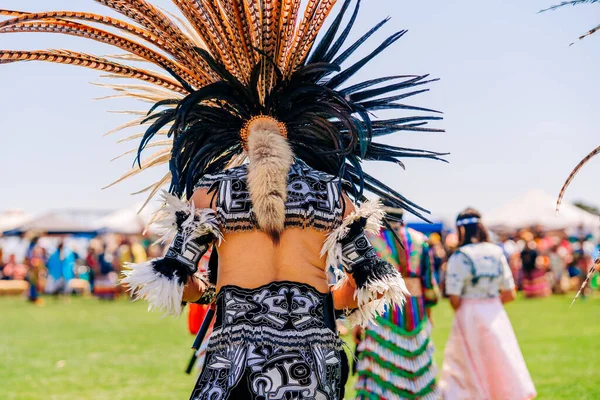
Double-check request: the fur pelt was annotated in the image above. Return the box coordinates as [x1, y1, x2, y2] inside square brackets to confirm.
[246, 118, 294, 241]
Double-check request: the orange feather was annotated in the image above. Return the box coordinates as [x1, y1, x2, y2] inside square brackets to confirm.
[0, 49, 186, 93]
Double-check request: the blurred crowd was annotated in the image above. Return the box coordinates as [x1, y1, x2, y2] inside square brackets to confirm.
[432, 225, 598, 299]
[1, 225, 598, 303]
[0, 235, 165, 302]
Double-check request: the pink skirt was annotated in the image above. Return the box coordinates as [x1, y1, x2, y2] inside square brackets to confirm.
[439, 298, 536, 400]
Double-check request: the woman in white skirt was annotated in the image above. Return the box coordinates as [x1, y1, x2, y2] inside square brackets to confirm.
[440, 208, 536, 400]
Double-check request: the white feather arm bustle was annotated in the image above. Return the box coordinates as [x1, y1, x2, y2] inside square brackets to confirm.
[320, 199, 385, 269]
[121, 262, 185, 316]
[324, 200, 409, 327]
[337, 270, 409, 327]
[152, 190, 223, 245]
[121, 191, 222, 316]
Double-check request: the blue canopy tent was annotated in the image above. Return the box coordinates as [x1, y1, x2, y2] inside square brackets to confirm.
[406, 222, 445, 236]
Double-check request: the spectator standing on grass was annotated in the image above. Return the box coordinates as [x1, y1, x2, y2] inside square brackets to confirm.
[45, 242, 76, 295]
[429, 233, 446, 285]
[521, 239, 551, 298]
[95, 244, 118, 300]
[440, 208, 536, 400]
[549, 240, 567, 294]
[28, 247, 46, 304]
[86, 245, 100, 291]
[3, 254, 26, 280]
[0, 248, 7, 280]
[129, 236, 147, 264]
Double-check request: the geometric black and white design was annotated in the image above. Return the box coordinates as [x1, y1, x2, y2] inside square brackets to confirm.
[190, 282, 344, 400]
[195, 159, 344, 233]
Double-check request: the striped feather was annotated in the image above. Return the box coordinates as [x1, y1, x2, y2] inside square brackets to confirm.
[0, 49, 186, 93]
[0, 10, 177, 62]
[572, 22, 600, 44]
[221, 0, 255, 67]
[261, 0, 279, 91]
[92, 0, 206, 76]
[296, 0, 337, 66]
[172, 0, 241, 80]
[286, 0, 321, 74]
[199, 0, 245, 80]
[0, 9, 25, 17]
[0, 20, 202, 89]
[157, 6, 207, 49]
[277, 0, 302, 71]
[243, 0, 263, 61]
[556, 145, 600, 212]
[103, 148, 171, 189]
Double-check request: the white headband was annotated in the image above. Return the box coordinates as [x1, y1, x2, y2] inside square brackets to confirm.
[456, 217, 480, 226]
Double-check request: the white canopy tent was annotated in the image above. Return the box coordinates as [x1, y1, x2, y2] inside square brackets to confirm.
[93, 201, 162, 235]
[0, 209, 33, 234]
[484, 189, 600, 232]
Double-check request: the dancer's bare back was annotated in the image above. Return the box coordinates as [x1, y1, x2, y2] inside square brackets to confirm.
[182, 188, 357, 308]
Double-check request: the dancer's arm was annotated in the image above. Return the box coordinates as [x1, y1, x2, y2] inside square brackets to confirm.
[445, 252, 466, 311]
[500, 289, 516, 304]
[327, 194, 409, 327]
[499, 251, 517, 304]
[121, 190, 221, 316]
[449, 295, 462, 310]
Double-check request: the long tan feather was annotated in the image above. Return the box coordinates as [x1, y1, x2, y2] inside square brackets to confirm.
[103, 53, 148, 63]
[139, 174, 172, 227]
[90, 82, 183, 99]
[103, 116, 148, 137]
[132, 172, 170, 195]
[103, 148, 171, 189]
[0, 49, 186, 93]
[117, 129, 169, 144]
[111, 140, 172, 162]
[94, 92, 164, 103]
[0, 7, 205, 84]
[157, 6, 207, 49]
[556, 145, 600, 213]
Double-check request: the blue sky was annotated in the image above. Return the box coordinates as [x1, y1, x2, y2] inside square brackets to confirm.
[0, 0, 599, 221]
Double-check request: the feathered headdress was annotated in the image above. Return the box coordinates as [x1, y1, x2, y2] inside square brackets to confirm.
[0, 0, 445, 219]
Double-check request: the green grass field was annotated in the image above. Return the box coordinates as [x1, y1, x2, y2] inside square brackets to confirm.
[2, 294, 599, 399]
